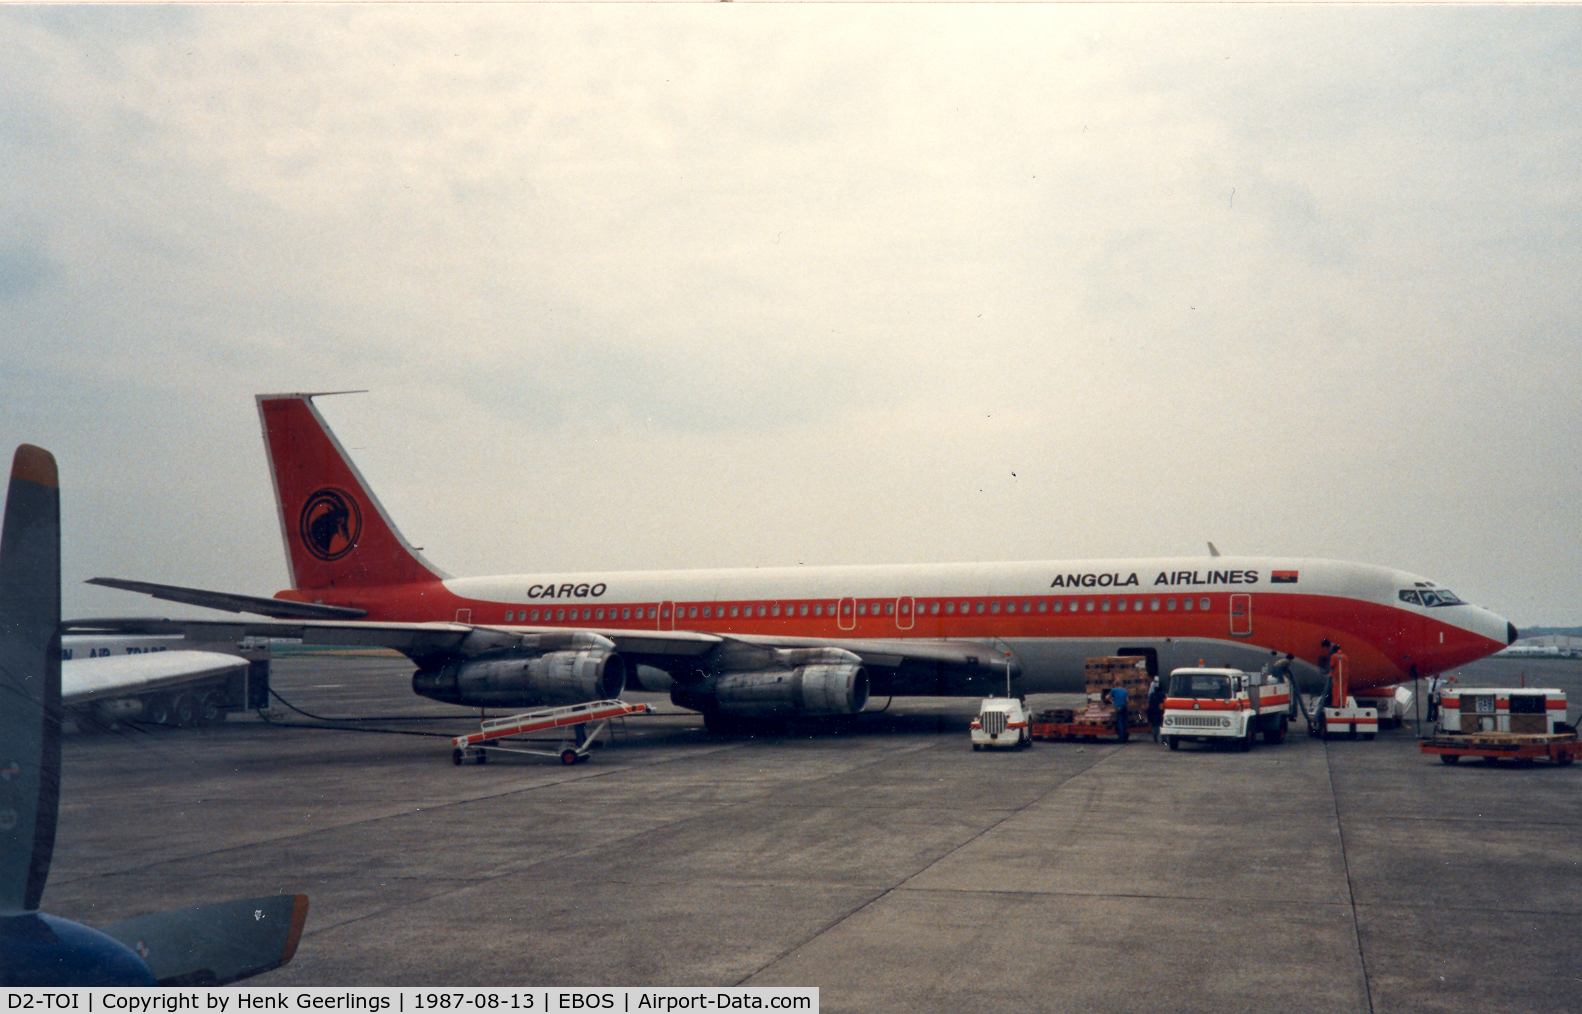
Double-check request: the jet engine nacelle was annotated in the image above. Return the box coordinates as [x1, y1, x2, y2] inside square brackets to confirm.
[673, 657, 869, 719]
[413, 648, 626, 708]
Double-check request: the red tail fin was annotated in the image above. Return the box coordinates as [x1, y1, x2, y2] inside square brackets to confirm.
[256, 394, 445, 591]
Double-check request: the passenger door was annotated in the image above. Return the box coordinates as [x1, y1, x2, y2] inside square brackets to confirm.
[1229, 594, 1252, 637]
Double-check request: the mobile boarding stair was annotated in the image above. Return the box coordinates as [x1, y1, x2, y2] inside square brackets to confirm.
[452, 699, 652, 766]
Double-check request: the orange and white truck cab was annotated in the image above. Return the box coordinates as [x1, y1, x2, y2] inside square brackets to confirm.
[1161, 667, 1293, 751]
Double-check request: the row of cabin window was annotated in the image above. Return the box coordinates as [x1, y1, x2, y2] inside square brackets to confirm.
[498, 596, 1219, 624]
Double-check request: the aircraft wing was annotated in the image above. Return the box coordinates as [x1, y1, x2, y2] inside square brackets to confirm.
[63, 615, 725, 670]
[63, 610, 1000, 691]
[62, 650, 249, 705]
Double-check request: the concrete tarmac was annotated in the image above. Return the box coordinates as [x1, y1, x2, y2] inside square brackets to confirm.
[40, 654, 1582, 1012]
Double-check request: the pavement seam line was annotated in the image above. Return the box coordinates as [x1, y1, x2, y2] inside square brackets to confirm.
[732, 741, 1121, 986]
[1326, 738, 1376, 1014]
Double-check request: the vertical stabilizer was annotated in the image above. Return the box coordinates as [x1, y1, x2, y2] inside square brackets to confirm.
[0, 445, 61, 914]
[256, 394, 445, 591]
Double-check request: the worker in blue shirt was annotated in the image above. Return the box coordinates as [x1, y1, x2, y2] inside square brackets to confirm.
[1109, 684, 1130, 742]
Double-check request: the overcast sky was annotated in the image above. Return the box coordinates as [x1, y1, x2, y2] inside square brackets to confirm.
[3, 5, 1579, 627]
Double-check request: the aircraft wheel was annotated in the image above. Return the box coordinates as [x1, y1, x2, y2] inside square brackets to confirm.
[1439, 754, 1460, 765]
[560, 748, 579, 765]
[1167, 736, 1179, 751]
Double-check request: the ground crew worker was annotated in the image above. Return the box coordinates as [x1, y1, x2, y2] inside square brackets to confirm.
[1317, 638, 1334, 677]
[1147, 680, 1166, 743]
[1109, 684, 1130, 742]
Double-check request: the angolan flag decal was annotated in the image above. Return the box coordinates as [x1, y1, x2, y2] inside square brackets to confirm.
[1272, 570, 1299, 584]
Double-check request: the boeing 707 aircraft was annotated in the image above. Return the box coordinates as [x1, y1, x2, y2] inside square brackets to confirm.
[84, 393, 1516, 730]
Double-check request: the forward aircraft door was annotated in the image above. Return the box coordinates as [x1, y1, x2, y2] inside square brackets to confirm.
[838, 598, 855, 631]
[1229, 594, 1252, 637]
[895, 596, 915, 630]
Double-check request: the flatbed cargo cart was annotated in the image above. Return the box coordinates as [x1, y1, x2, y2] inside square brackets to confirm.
[452, 699, 653, 766]
[1031, 709, 1149, 742]
[1420, 732, 1579, 767]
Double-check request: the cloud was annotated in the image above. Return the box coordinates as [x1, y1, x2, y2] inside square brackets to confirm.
[1, 6, 1579, 624]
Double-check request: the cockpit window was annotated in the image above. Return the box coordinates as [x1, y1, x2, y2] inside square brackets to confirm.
[1169, 672, 1231, 699]
[1400, 588, 1463, 607]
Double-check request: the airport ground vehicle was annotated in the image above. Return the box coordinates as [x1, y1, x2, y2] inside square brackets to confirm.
[1419, 687, 1578, 766]
[1160, 666, 1293, 751]
[1309, 650, 1379, 740]
[451, 699, 652, 765]
[971, 697, 1031, 750]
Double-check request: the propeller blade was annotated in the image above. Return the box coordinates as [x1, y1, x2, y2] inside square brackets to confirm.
[0, 445, 61, 915]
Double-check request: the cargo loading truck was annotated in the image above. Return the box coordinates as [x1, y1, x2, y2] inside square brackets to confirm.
[1160, 666, 1293, 751]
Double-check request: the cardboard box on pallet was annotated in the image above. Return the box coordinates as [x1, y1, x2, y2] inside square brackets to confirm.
[1084, 656, 1151, 717]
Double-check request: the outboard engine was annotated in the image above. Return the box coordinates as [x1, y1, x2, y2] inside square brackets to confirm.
[414, 647, 626, 708]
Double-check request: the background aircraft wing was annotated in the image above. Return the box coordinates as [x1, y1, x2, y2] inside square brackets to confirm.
[61, 650, 249, 705]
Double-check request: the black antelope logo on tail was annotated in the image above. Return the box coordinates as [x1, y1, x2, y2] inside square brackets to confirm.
[299, 488, 363, 562]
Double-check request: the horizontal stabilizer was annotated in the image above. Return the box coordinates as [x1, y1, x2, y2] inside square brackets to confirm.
[98, 893, 309, 986]
[88, 577, 367, 620]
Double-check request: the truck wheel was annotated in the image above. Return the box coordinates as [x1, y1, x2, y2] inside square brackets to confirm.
[197, 692, 223, 726]
[172, 693, 198, 727]
[1268, 718, 1288, 744]
[1439, 753, 1459, 765]
[1240, 726, 1254, 752]
[1167, 735, 1179, 751]
[476, 749, 488, 765]
[143, 697, 170, 726]
[453, 749, 464, 766]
